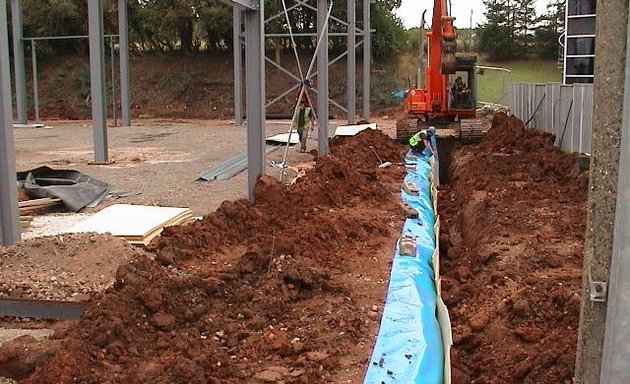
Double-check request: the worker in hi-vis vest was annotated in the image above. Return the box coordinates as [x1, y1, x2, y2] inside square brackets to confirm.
[409, 126, 437, 157]
[297, 98, 314, 153]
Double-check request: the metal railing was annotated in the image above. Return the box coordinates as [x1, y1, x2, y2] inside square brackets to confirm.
[511, 82, 593, 154]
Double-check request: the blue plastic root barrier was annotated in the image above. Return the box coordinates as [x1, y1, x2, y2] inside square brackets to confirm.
[363, 151, 444, 384]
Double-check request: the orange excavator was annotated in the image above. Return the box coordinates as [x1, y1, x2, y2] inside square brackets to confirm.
[396, 0, 483, 142]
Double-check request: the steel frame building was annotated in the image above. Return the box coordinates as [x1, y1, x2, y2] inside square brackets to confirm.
[0, 0, 370, 245]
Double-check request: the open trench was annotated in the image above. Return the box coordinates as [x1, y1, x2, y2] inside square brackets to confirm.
[435, 113, 589, 383]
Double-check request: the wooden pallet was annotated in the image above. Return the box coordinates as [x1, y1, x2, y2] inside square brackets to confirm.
[18, 197, 63, 214]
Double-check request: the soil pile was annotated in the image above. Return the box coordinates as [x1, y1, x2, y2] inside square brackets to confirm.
[16, 129, 406, 383]
[0, 234, 140, 301]
[439, 113, 588, 383]
[152, 128, 405, 265]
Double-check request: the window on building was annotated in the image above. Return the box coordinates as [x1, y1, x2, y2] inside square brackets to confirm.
[567, 17, 596, 35]
[567, 37, 596, 55]
[566, 57, 595, 76]
[568, 0, 596, 16]
[565, 77, 594, 84]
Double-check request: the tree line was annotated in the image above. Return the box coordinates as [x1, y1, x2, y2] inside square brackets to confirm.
[478, 0, 565, 60]
[9, 0, 407, 61]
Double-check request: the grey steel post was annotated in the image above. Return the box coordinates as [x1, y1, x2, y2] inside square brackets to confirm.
[599, 10, 630, 383]
[244, 6, 265, 201]
[110, 36, 117, 127]
[0, 0, 20, 245]
[233, 7, 243, 126]
[11, 0, 27, 124]
[362, 0, 370, 120]
[347, 0, 356, 124]
[30, 40, 39, 122]
[317, 0, 329, 156]
[117, 0, 131, 127]
[88, 0, 108, 163]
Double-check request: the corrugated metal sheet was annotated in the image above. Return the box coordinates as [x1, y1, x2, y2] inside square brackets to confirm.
[196, 144, 281, 182]
[511, 82, 593, 153]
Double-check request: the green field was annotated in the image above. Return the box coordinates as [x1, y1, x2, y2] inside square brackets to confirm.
[476, 59, 563, 105]
[371, 55, 563, 110]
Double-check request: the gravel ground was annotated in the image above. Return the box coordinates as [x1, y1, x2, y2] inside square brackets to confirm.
[22, 214, 91, 240]
[0, 328, 54, 346]
[14, 118, 396, 216]
[0, 233, 141, 301]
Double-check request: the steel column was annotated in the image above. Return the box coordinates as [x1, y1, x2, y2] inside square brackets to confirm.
[317, 0, 329, 156]
[347, 0, 356, 124]
[30, 40, 39, 122]
[244, 6, 265, 201]
[11, 0, 27, 124]
[117, 0, 131, 127]
[233, 8, 243, 126]
[0, 0, 20, 245]
[88, 0, 108, 163]
[600, 11, 630, 383]
[362, 0, 370, 120]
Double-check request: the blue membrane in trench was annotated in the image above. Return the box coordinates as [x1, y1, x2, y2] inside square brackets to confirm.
[363, 152, 443, 384]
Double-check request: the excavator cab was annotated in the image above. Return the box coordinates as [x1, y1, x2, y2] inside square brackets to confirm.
[450, 55, 477, 111]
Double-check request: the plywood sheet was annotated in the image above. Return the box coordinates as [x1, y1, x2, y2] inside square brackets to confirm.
[68, 204, 192, 240]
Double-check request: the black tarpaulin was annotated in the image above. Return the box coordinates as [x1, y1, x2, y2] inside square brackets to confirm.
[17, 166, 110, 212]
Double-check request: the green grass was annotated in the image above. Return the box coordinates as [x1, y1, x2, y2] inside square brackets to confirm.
[476, 59, 562, 105]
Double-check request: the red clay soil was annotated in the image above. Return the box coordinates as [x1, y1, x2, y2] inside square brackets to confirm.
[11, 129, 408, 384]
[439, 113, 589, 383]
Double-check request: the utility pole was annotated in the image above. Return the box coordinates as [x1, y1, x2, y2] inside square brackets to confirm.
[575, 1, 630, 383]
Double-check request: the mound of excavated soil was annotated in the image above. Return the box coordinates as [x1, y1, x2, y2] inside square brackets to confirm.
[15, 129, 407, 383]
[439, 113, 588, 383]
[0, 234, 140, 301]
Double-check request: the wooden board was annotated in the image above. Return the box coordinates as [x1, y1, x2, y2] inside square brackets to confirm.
[68, 204, 192, 245]
[18, 198, 63, 214]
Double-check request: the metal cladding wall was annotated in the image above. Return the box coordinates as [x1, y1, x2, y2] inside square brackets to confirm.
[511, 82, 594, 154]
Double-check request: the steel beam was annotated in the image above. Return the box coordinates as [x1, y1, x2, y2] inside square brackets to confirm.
[317, 0, 329, 156]
[265, 32, 362, 37]
[244, 7, 265, 201]
[233, 8, 243, 125]
[225, 0, 258, 11]
[11, 0, 27, 124]
[362, 0, 371, 120]
[88, 0, 108, 163]
[117, 0, 131, 127]
[0, 298, 88, 320]
[30, 40, 39, 122]
[347, 0, 356, 124]
[0, 0, 20, 245]
[600, 11, 630, 383]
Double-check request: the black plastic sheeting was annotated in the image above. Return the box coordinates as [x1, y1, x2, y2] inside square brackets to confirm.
[17, 166, 110, 212]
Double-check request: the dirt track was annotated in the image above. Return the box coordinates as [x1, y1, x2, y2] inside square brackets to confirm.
[440, 113, 588, 383]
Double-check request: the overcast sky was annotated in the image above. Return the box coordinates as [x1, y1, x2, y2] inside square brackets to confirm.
[394, 0, 553, 29]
